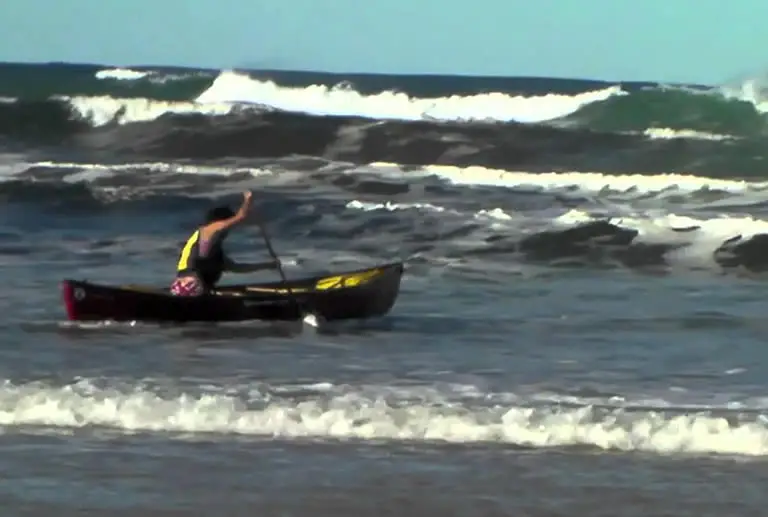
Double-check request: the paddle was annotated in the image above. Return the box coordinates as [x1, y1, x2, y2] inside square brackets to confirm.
[255, 219, 318, 327]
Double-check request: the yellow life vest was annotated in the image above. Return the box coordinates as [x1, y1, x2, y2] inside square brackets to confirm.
[175, 229, 226, 287]
[176, 230, 200, 272]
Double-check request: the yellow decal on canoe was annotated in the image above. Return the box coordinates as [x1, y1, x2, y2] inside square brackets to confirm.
[243, 268, 383, 294]
[314, 268, 381, 290]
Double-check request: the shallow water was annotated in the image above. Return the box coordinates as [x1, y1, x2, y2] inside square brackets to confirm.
[3, 209, 768, 515]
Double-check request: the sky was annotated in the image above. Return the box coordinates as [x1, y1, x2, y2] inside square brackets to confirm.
[1, 0, 766, 85]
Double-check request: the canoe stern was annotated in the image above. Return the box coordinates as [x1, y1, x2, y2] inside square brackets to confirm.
[60, 280, 78, 321]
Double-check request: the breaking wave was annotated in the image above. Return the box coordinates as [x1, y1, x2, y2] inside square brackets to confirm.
[2, 377, 768, 457]
[3, 64, 768, 177]
[1, 67, 767, 132]
[0, 100, 764, 176]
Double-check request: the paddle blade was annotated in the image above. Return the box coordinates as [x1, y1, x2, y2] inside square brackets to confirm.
[302, 313, 320, 328]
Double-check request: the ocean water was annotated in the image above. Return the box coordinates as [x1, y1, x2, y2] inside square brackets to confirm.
[3, 62, 768, 515]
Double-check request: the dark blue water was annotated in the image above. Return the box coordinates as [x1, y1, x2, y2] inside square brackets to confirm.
[3, 62, 768, 515]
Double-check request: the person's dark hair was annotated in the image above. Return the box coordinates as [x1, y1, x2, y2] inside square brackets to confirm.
[205, 205, 235, 223]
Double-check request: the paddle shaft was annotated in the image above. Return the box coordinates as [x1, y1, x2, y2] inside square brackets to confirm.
[256, 221, 304, 317]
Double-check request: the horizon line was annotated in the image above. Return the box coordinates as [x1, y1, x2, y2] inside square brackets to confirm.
[0, 58, 712, 88]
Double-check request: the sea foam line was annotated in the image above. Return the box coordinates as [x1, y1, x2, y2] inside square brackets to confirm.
[642, 127, 733, 141]
[94, 68, 151, 81]
[0, 379, 766, 456]
[19, 159, 764, 198]
[30, 161, 271, 177]
[93, 67, 215, 85]
[365, 162, 764, 195]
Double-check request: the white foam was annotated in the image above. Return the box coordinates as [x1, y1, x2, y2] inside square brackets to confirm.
[194, 70, 624, 123]
[0, 379, 766, 456]
[0, 154, 29, 181]
[62, 96, 240, 126]
[28, 160, 271, 178]
[614, 212, 768, 267]
[366, 162, 763, 197]
[720, 76, 768, 114]
[346, 200, 516, 224]
[475, 208, 516, 221]
[643, 127, 733, 141]
[536, 209, 768, 269]
[94, 68, 150, 81]
[346, 200, 450, 213]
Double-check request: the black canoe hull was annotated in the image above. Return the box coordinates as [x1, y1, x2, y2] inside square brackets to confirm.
[61, 262, 404, 323]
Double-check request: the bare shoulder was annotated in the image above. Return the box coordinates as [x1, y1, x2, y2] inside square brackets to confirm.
[199, 221, 226, 240]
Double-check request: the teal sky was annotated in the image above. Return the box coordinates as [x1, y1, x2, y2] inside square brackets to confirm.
[1, 0, 766, 84]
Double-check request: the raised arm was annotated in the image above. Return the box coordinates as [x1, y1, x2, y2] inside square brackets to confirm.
[208, 191, 253, 233]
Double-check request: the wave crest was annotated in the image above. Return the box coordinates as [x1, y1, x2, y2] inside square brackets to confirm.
[1, 377, 767, 456]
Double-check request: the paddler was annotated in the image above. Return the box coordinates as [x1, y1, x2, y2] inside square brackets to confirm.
[171, 190, 280, 296]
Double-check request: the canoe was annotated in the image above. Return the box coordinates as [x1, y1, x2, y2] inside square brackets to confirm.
[60, 262, 404, 323]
